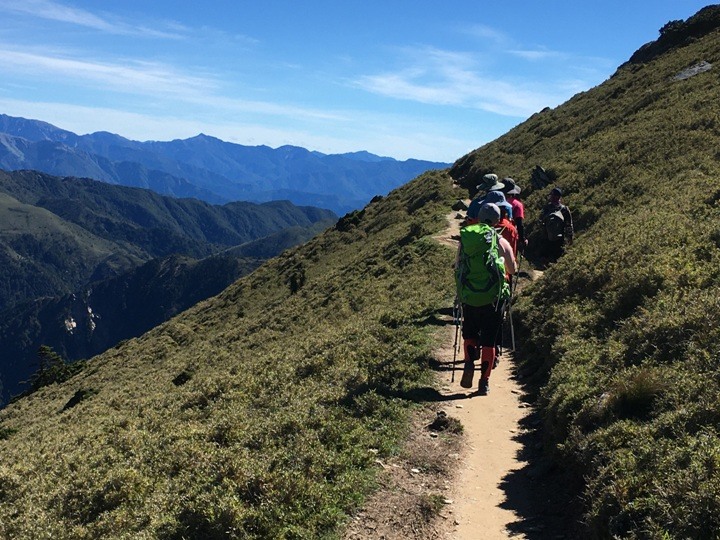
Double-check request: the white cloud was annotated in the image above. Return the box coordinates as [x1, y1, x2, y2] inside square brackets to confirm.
[0, 0, 110, 29]
[0, 43, 353, 127]
[463, 24, 509, 46]
[508, 48, 563, 61]
[0, 0, 184, 38]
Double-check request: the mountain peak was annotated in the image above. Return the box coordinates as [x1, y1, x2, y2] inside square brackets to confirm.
[338, 150, 394, 163]
[185, 133, 222, 143]
[0, 113, 449, 214]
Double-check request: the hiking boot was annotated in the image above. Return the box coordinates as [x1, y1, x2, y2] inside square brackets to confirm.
[478, 378, 490, 395]
[460, 361, 475, 388]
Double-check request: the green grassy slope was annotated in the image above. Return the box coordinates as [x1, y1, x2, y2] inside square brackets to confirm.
[0, 172, 457, 539]
[0, 190, 144, 307]
[451, 6, 720, 538]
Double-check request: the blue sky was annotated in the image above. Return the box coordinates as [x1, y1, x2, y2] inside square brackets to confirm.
[0, 1, 712, 162]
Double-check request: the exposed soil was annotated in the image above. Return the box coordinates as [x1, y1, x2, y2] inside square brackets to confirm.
[343, 201, 583, 539]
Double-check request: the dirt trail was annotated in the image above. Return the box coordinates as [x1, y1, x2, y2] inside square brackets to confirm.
[434, 340, 534, 538]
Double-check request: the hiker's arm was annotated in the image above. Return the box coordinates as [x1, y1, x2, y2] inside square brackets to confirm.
[563, 206, 574, 242]
[498, 237, 517, 275]
[514, 217, 526, 251]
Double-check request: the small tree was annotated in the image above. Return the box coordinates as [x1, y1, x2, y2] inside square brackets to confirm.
[29, 345, 71, 391]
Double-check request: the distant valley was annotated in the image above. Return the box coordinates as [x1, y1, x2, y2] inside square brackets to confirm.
[0, 169, 336, 404]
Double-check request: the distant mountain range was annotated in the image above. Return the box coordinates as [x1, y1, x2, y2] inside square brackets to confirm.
[0, 114, 450, 214]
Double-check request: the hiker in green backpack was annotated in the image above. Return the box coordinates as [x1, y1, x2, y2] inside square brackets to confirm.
[455, 202, 517, 395]
[540, 187, 573, 260]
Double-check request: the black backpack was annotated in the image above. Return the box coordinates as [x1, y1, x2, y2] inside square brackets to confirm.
[545, 207, 565, 240]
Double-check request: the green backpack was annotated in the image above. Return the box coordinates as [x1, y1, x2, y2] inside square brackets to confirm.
[455, 223, 509, 307]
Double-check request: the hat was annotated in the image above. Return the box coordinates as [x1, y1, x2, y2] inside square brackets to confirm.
[483, 190, 513, 217]
[551, 187, 563, 196]
[501, 177, 522, 195]
[466, 197, 483, 220]
[482, 173, 498, 184]
[475, 203, 501, 225]
[476, 173, 505, 192]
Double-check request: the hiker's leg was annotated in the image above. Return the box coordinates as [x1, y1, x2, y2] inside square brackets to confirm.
[461, 304, 481, 341]
[477, 304, 503, 393]
[460, 305, 481, 388]
[480, 345, 496, 380]
[460, 337, 479, 388]
[463, 338, 480, 362]
[477, 304, 498, 379]
[493, 299, 508, 363]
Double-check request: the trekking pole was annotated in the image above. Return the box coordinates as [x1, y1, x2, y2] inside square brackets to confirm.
[508, 295, 516, 351]
[451, 299, 461, 383]
[507, 272, 517, 352]
[515, 250, 524, 280]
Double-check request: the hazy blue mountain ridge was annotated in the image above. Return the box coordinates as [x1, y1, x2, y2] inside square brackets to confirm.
[0, 131, 229, 203]
[0, 115, 450, 213]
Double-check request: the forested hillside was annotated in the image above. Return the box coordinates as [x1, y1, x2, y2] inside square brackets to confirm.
[0, 169, 336, 405]
[0, 6, 719, 539]
[0, 169, 335, 310]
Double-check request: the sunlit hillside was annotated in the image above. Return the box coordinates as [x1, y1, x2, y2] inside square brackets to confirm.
[2, 5, 720, 539]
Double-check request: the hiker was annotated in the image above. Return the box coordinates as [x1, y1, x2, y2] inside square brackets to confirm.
[540, 187, 574, 259]
[501, 178, 527, 254]
[484, 191, 518, 260]
[466, 173, 506, 224]
[484, 190, 518, 363]
[455, 202, 517, 395]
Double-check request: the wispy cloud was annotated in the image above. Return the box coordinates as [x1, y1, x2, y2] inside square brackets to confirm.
[0, 46, 216, 96]
[0, 0, 185, 38]
[508, 48, 563, 61]
[353, 45, 559, 117]
[0, 45, 347, 123]
[463, 24, 510, 46]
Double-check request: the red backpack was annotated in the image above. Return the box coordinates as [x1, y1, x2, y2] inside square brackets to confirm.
[495, 217, 518, 256]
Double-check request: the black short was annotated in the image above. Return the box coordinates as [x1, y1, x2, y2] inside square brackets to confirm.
[461, 302, 505, 347]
